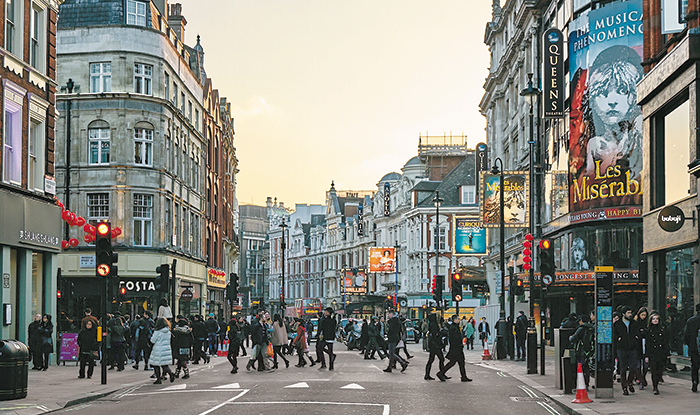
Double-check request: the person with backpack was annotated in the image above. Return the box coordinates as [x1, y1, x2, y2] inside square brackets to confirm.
[683, 303, 700, 392]
[569, 313, 595, 389]
[171, 316, 194, 379]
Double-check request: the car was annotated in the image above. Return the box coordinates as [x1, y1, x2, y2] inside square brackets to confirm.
[404, 320, 421, 343]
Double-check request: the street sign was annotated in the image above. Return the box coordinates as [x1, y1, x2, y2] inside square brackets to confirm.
[542, 274, 553, 286]
[96, 264, 110, 277]
[595, 266, 614, 398]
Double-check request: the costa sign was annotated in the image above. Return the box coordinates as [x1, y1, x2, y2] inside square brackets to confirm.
[543, 28, 564, 118]
[658, 205, 685, 232]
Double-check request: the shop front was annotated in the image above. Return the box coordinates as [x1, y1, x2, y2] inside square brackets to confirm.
[178, 282, 203, 318]
[0, 190, 62, 343]
[206, 268, 226, 320]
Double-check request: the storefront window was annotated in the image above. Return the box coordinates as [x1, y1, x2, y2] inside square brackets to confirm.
[31, 252, 43, 317]
[665, 247, 695, 319]
[558, 224, 642, 271]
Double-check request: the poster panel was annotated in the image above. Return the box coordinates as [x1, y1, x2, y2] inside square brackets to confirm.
[480, 171, 529, 228]
[453, 217, 487, 256]
[568, 1, 644, 218]
[369, 247, 395, 273]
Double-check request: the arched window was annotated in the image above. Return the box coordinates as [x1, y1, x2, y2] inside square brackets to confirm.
[88, 120, 110, 165]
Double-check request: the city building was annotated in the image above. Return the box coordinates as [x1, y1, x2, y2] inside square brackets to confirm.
[0, 0, 61, 342]
[238, 203, 269, 314]
[637, 0, 699, 327]
[55, 0, 222, 322]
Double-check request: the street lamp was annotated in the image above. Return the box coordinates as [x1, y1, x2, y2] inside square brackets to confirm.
[491, 157, 506, 360]
[433, 191, 444, 319]
[260, 257, 266, 310]
[520, 72, 541, 374]
[394, 240, 400, 311]
[332, 299, 337, 312]
[279, 218, 288, 316]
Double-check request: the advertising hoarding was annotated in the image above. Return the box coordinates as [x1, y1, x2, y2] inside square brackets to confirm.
[480, 171, 529, 228]
[568, 1, 644, 218]
[453, 217, 487, 256]
[369, 247, 395, 272]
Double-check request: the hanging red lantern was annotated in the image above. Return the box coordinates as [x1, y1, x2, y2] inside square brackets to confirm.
[84, 223, 96, 234]
[69, 238, 79, 247]
[62, 210, 71, 221]
[69, 212, 77, 223]
[114, 227, 122, 236]
[61, 240, 69, 249]
[110, 229, 118, 238]
[83, 234, 94, 243]
[76, 216, 86, 227]
[56, 201, 64, 209]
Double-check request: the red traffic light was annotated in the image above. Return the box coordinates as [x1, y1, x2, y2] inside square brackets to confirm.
[57, 290, 62, 299]
[119, 286, 127, 295]
[96, 223, 110, 236]
[539, 239, 551, 249]
[452, 272, 461, 281]
[525, 234, 534, 241]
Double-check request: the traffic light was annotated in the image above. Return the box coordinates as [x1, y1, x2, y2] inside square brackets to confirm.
[514, 277, 524, 296]
[435, 276, 443, 303]
[539, 239, 555, 281]
[117, 284, 127, 302]
[95, 221, 118, 278]
[57, 289, 62, 299]
[155, 263, 170, 293]
[230, 273, 239, 299]
[451, 271, 463, 302]
[280, 286, 285, 306]
[523, 234, 534, 271]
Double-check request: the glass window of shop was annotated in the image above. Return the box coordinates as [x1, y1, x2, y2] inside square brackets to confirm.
[31, 252, 43, 317]
[556, 225, 642, 271]
[665, 247, 695, 321]
[652, 98, 690, 208]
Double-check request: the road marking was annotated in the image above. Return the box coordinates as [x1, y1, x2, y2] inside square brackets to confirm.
[518, 385, 539, 398]
[213, 383, 240, 389]
[340, 383, 365, 390]
[197, 389, 250, 415]
[161, 383, 187, 390]
[537, 401, 560, 415]
[227, 401, 389, 414]
[284, 382, 310, 388]
[497, 371, 508, 377]
[124, 389, 244, 396]
[114, 385, 141, 399]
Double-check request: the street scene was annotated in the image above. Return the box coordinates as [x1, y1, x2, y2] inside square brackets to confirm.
[1, 0, 700, 414]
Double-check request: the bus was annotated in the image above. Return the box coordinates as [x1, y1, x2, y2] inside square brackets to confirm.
[294, 298, 322, 317]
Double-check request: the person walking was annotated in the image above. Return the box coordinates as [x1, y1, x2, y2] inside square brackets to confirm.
[614, 306, 643, 395]
[436, 314, 472, 382]
[157, 298, 173, 320]
[317, 308, 337, 370]
[646, 312, 668, 395]
[109, 315, 127, 371]
[359, 319, 369, 354]
[28, 314, 42, 370]
[149, 317, 176, 384]
[192, 315, 210, 364]
[246, 313, 266, 371]
[478, 317, 490, 349]
[569, 314, 595, 389]
[293, 319, 310, 367]
[515, 311, 528, 360]
[425, 313, 445, 380]
[133, 311, 154, 370]
[172, 316, 194, 379]
[383, 310, 408, 373]
[464, 317, 476, 351]
[365, 317, 386, 360]
[399, 316, 414, 360]
[635, 307, 650, 388]
[129, 314, 141, 363]
[271, 314, 290, 369]
[227, 316, 244, 374]
[37, 314, 54, 371]
[77, 320, 98, 379]
[683, 303, 700, 392]
[205, 313, 220, 356]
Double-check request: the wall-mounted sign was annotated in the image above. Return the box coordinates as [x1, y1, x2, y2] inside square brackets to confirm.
[207, 269, 227, 288]
[658, 205, 685, 232]
[119, 278, 157, 294]
[44, 175, 56, 195]
[369, 247, 395, 272]
[181, 288, 194, 301]
[357, 203, 364, 236]
[453, 217, 487, 256]
[476, 142, 488, 171]
[342, 269, 367, 295]
[79, 255, 95, 268]
[383, 182, 391, 216]
[543, 28, 564, 118]
[480, 171, 529, 228]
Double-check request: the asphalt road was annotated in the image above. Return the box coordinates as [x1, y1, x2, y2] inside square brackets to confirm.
[54, 344, 563, 415]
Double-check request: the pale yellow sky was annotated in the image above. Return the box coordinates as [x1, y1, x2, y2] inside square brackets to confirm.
[179, 0, 492, 206]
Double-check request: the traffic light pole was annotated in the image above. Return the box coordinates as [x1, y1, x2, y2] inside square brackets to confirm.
[171, 259, 177, 319]
[101, 275, 107, 385]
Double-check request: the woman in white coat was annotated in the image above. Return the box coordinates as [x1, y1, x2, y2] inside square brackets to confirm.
[150, 317, 176, 384]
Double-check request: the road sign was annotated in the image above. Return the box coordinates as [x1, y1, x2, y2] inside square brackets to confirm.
[542, 274, 553, 286]
[96, 264, 110, 277]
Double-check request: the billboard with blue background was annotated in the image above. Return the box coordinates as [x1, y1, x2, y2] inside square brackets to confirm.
[453, 217, 486, 256]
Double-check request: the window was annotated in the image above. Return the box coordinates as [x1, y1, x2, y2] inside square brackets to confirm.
[133, 63, 152, 95]
[461, 185, 476, 204]
[173, 83, 178, 106]
[188, 101, 192, 122]
[87, 193, 109, 222]
[165, 198, 172, 247]
[126, 0, 147, 27]
[90, 63, 111, 93]
[133, 194, 153, 246]
[164, 72, 170, 101]
[5, 0, 20, 55]
[194, 109, 199, 130]
[652, 97, 691, 208]
[134, 128, 153, 166]
[28, 120, 45, 191]
[182, 207, 189, 252]
[433, 227, 446, 251]
[174, 202, 180, 246]
[180, 92, 185, 113]
[88, 127, 110, 165]
[3, 90, 22, 184]
[30, 5, 45, 70]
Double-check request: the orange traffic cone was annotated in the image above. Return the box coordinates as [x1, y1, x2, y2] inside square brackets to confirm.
[572, 363, 593, 404]
[217, 339, 229, 357]
[482, 337, 492, 360]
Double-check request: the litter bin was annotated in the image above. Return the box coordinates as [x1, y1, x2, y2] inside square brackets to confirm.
[553, 328, 576, 390]
[0, 340, 29, 400]
[562, 349, 577, 394]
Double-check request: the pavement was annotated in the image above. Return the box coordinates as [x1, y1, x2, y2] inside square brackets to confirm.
[463, 345, 699, 415]
[0, 343, 697, 415]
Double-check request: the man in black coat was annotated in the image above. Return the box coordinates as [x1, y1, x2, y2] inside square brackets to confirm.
[246, 313, 267, 371]
[192, 315, 210, 364]
[317, 308, 337, 370]
[683, 303, 700, 392]
[613, 306, 643, 395]
[227, 316, 243, 374]
[515, 311, 528, 361]
[383, 311, 408, 373]
[28, 314, 42, 370]
[436, 314, 472, 382]
[133, 311, 154, 370]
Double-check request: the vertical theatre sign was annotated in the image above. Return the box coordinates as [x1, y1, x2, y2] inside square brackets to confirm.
[383, 182, 391, 216]
[543, 28, 564, 118]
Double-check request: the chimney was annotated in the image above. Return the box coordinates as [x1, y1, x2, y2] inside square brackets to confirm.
[168, 3, 187, 43]
[266, 197, 273, 208]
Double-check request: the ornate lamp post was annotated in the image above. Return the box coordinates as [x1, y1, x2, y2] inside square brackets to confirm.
[433, 191, 444, 319]
[491, 157, 506, 360]
[279, 218, 288, 316]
